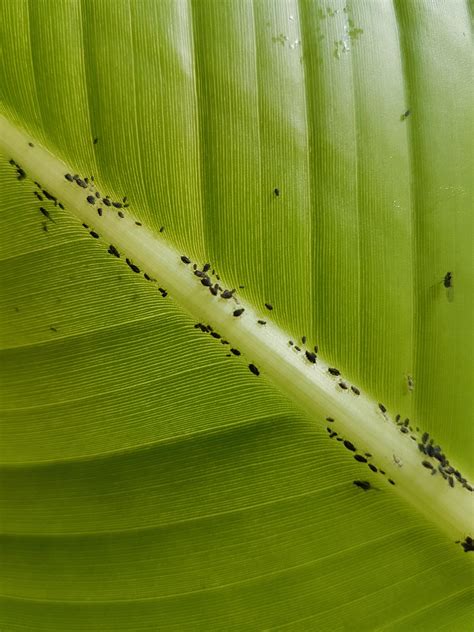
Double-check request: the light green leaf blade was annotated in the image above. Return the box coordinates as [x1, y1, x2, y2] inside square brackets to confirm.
[0, 1, 472, 630]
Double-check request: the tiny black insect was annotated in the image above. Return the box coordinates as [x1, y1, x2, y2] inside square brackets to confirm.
[305, 351, 316, 364]
[339, 381, 348, 390]
[343, 440, 356, 452]
[118, 211, 124, 218]
[90, 231, 99, 239]
[123, 197, 127, 203]
[443, 272, 452, 288]
[202, 263, 211, 273]
[103, 198, 111, 206]
[326, 417, 335, 422]
[33, 192, 43, 201]
[378, 403, 387, 413]
[159, 226, 165, 232]
[328, 368, 340, 376]
[230, 348, 241, 356]
[301, 336, 306, 344]
[368, 464, 378, 473]
[249, 364, 260, 376]
[354, 455, 367, 463]
[65, 173, 74, 182]
[221, 290, 233, 299]
[210, 285, 218, 296]
[76, 179, 87, 188]
[82, 223, 89, 229]
[273, 188, 280, 197]
[264, 303, 273, 310]
[422, 432, 429, 444]
[107, 245, 120, 258]
[257, 320, 267, 325]
[135, 222, 142, 226]
[388, 479, 395, 485]
[353, 480, 371, 491]
[181, 256, 191, 264]
[448, 476, 454, 488]
[86, 195, 95, 205]
[211, 332, 221, 339]
[351, 386, 360, 395]
[201, 277, 212, 287]
[313, 345, 318, 354]
[233, 309, 245, 317]
[112, 202, 123, 209]
[93, 137, 99, 144]
[97, 208, 103, 216]
[39, 207, 51, 220]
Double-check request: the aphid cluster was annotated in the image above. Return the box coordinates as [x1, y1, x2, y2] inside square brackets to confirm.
[455, 536, 473, 553]
[417, 431, 472, 491]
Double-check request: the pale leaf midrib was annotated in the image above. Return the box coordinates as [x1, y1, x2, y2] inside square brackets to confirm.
[0, 113, 472, 543]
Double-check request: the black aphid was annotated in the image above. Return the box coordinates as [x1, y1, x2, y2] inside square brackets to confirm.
[422, 461, 434, 469]
[305, 351, 316, 363]
[294, 346, 301, 352]
[249, 364, 260, 376]
[422, 432, 429, 444]
[301, 336, 306, 344]
[160, 226, 165, 232]
[354, 455, 367, 463]
[203, 263, 211, 272]
[339, 381, 348, 390]
[365, 452, 372, 457]
[230, 348, 241, 356]
[95, 191, 101, 199]
[194, 270, 204, 277]
[158, 288, 167, 297]
[90, 231, 99, 239]
[265, 303, 273, 310]
[257, 320, 267, 325]
[28, 142, 34, 147]
[351, 386, 360, 395]
[443, 271, 452, 288]
[42, 223, 48, 232]
[380, 470, 386, 475]
[378, 403, 387, 413]
[201, 277, 212, 287]
[49, 326, 57, 332]
[343, 440, 356, 452]
[368, 464, 378, 473]
[388, 479, 395, 485]
[76, 179, 87, 188]
[289, 341, 294, 346]
[42, 190, 57, 204]
[395, 414, 400, 422]
[181, 256, 191, 264]
[448, 476, 454, 488]
[112, 202, 123, 208]
[103, 198, 111, 206]
[84, 177, 89, 184]
[314, 345, 319, 354]
[233, 308, 245, 317]
[86, 195, 95, 205]
[65, 173, 74, 182]
[239, 285, 245, 289]
[107, 245, 120, 258]
[273, 188, 280, 197]
[353, 480, 371, 491]
[221, 290, 233, 299]
[210, 285, 218, 296]
[39, 207, 51, 220]
[221, 340, 229, 345]
[97, 208, 103, 216]
[93, 137, 99, 144]
[17, 168, 26, 180]
[123, 197, 128, 203]
[118, 211, 124, 218]
[211, 332, 221, 339]
[34, 192, 43, 201]
[400, 427, 408, 434]
[328, 368, 340, 376]
[82, 223, 89, 229]
[326, 417, 335, 422]
[58, 203, 64, 210]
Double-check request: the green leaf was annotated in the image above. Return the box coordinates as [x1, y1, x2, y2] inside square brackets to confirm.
[0, 1, 472, 630]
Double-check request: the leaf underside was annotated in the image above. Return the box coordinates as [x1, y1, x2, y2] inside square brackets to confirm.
[0, 1, 472, 630]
